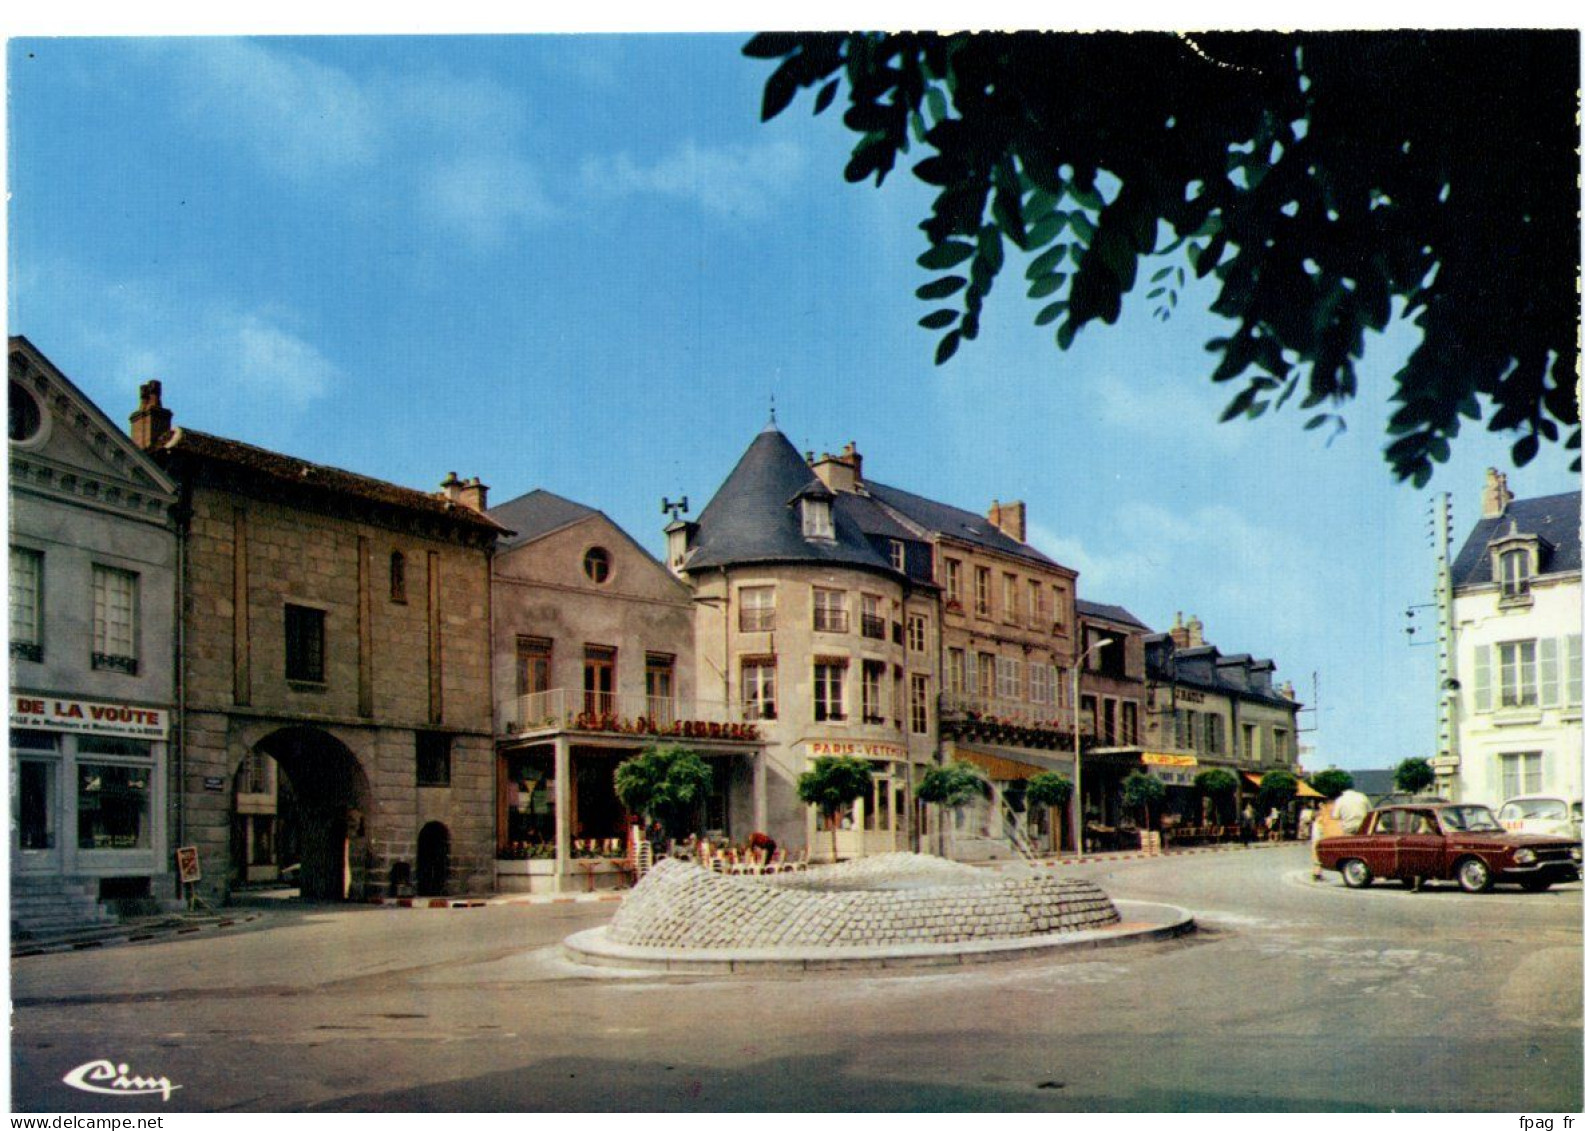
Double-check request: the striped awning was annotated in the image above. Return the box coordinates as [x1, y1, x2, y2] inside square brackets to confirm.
[1245, 771, 1324, 798]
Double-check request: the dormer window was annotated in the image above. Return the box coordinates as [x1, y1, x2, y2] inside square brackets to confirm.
[802, 497, 833, 540]
[1499, 548, 1531, 598]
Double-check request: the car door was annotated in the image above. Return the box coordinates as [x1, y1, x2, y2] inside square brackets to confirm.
[1396, 808, 1444, 878]
[1355, 809, 1400, 877]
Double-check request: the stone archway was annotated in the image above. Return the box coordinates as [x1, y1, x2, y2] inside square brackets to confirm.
[416, 822, 450, 897]
[242, 727, 371, 901]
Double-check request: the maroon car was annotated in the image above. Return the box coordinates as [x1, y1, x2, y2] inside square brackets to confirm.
[1316, 803, 1582, 893]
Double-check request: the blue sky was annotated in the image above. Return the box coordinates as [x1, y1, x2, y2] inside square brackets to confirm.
[8, 33, 1578, 772]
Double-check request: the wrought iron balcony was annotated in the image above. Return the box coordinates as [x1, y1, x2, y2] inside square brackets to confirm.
[501, 688, 758, 741]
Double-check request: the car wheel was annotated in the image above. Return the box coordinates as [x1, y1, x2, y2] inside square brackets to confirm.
[1456, 856, 1493, 893]
[1341, 859, 1373, 888]
[1520, 876, 1553, 893]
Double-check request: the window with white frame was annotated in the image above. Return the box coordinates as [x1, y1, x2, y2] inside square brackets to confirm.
[801, 497, 834, 539]
[889, 540, 906, 571]
[1028, 579, 1044, 626]
[813, 588, 848, 633]
[10, 546, 43, 662]
[907, 613, 928, 653]
[92, 565, 139, 674]
[1002, 573, 1019, 623]
[1272, 728, 1289, 762]
[813, 660, 848, 721]
[1500, 751, 1543, 798]
[739, 586, 775, 632]
[975, 651, 995, 698]
[1498, 548, 1532, 598]
[1474, 637, 1580, 712]
[741, 658, 777, 720]
[974, 567, 991, 616]
[944, 558, 962, 604]
[1498, 640, 1538, 708]
[861, 594, 886, 639]
[910, 674, 929, 734]
[996, 656, 1023, 701]
[947, 648, 966, 695]
[862, 659, 886, 724]
[1568, 635, 1583, 707]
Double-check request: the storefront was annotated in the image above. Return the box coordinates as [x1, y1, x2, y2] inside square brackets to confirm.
[805, 740, 914, 859]
[10, 693, 171, 899]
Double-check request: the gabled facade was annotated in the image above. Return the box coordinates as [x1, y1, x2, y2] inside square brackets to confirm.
[670, 428, 937, 859]
[9, 337, 180, 917]
[489, 488, 761, 892]
[1447, 469, 1581, 806]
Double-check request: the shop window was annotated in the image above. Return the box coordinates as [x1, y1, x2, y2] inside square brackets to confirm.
[10, 546, 43, 662]
[91, 565, 139, 674]
[77, 763, 151, 850]
[284, 604, 326, 683]
[17, 757, 56, 850]
[417, 732, 452, 786]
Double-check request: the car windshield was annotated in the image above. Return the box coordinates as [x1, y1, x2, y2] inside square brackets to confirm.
[1439, 805, 1503, 832]
[1498, 798, 1569, 822]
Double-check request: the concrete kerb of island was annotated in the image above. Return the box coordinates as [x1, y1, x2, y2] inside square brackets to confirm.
[562, 898, 1194, 975]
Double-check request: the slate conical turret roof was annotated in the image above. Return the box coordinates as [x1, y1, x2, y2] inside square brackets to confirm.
[683, 425, 897, 574]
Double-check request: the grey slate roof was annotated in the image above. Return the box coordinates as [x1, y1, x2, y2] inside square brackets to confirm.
[1144, 638, 1298, 710]
[683, 426, 898, 574]
[1450, 492, 1582, 588]
[488, 488, 600, 550]
[1076, 599, 1150, 631]
[863, 479, 1060, 568]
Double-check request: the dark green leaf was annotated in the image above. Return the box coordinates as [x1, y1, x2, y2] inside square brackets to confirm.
[1025, 243, 1066, 280]
[762, 62, 802, 122]
[1028, 272, 1068, 299]
[917, 241, 976, 270]
[1514, 433, 1540, 465]
[1056, 320, 1077, 351]
[915, 275, 967, 300]
[935, 330, 962, 365]
[813, 78, 840, 115]
[920, 309, 959, 330]
[1034, 300, 1068, 326]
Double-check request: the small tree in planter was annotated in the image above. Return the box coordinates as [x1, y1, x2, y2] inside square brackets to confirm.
[1026, 771, 1073, 852]
[613, 744, 713, 847]
[917, 760, 990, 854]
[1122, 771, 1167, 831]
[797, 755, 874, 862]
[1307, 768, 1354, 800]
[1193, 768, 1239, 825]
[1394, 757, 1435, 795]
[1257, 770, 1299, 835]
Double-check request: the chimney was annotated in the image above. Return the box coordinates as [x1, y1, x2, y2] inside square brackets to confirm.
[458, 476, 489, 512]
[130, 380, 173, 450]
[1279, 680, 1296, 700]
[811, 442, 862, 493]
[1169, 611, 1189, 649]
[987, 499, 1027, 543]
[439, 471, 463, 504]
[1186, 614, 1205, 648]
[1482, 467, 1513, 519]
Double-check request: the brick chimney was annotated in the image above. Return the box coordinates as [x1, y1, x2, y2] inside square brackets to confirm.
[129, 381, 173, 450]
[1279, 680, 1296, 700]
[1169, 611, 1189, 648]
[1481, 467, 1513, 519]
[987, 499, 1027, 543]
[458, 476, 488, 512]
[1186, 614, 1205, 648]
[811, 442, 862, 494]
[439, 472, 463, 504]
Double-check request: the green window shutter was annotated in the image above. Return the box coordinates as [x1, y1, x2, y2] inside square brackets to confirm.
[1539, 638, 1560, 708]
[1473, 645, 1492, 713]
[1568, 635, 1582, 708]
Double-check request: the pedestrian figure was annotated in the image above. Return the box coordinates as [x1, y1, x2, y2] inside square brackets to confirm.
[1332, 789, 1370, 835]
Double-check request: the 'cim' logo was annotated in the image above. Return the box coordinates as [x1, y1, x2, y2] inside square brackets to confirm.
[62, 1059, 181, 1101]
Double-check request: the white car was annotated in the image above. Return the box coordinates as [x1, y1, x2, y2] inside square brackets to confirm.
[1497, 796, 1582, 841]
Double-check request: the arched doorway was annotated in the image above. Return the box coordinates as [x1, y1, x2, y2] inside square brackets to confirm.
[236, 727, 371, 901]
[416, 822, 450, 897]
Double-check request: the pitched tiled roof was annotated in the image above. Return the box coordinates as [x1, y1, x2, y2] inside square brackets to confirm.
[488, 488, 600, 549]
[1450, 492, 1582, 588]
[152, 428, 507, 535]
[1076, 599, 1150, 631]
[683, 426, 897, 573]
[862, 480, 1061, 569]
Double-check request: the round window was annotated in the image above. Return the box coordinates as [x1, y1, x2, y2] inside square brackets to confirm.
[9, 381, 42, 443]
[583, 547, 611, 584]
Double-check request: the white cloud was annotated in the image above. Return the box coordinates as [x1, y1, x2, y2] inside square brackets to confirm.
[226, 311, 341, 406]
[419, 155, 557, 250]
[581, 140, 806, 220]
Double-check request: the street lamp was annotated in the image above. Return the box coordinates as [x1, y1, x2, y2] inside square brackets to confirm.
[1072, 637, 1113, 860]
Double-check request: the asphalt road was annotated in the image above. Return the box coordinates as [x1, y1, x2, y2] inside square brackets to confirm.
[8, 845, 1581, 1112]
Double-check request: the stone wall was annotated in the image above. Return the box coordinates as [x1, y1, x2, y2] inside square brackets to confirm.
[608, 855, 1119, 950]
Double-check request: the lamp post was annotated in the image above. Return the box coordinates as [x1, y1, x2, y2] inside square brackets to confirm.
[1072, 637, 1113, 860]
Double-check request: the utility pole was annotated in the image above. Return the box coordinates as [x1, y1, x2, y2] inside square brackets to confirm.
[1432, 492, 1460, 800]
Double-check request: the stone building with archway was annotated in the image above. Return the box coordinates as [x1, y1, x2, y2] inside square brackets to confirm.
[130, 382, 503, 904]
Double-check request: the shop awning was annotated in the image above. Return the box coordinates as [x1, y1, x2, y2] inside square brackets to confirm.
[1142, 751, 1198, 768]
[1244, 771, 1324, 798]
[957, 749, 1052, 781]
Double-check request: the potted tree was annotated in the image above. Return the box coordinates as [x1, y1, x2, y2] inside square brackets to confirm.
[1026, 771, 1073, 853]
[796, 755, 874, 863]
[1121, 771, 1167, 848]
[1394, 757, 1435, 797]
[917, 760, 990, 857]
[1256, 769, 1300, 838]
[1193, 768, 1239, 832]
[613, 743, 714, 851]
